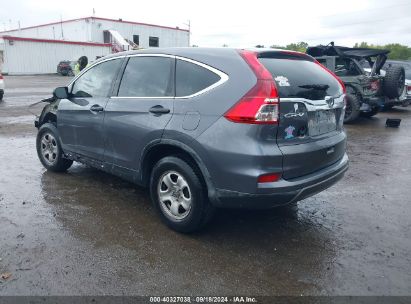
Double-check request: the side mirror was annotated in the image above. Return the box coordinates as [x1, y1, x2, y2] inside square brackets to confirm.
[53, 87, 69, 99]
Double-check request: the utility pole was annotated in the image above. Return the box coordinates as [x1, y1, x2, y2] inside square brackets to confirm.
[183, 20, 191, 46]
[60, 14, 64, 40]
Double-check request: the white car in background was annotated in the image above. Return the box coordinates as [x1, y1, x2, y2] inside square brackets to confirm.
[405, 78, 411, 102]
[0, 72, 4, 101]
[383, 60, 411, 104]
[364, 60, 411, 108]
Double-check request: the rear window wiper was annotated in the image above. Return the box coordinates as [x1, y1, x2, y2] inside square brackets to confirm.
[299, 84, 330, 90]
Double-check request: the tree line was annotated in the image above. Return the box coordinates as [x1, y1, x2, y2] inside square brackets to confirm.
[252, 42, 411, 60]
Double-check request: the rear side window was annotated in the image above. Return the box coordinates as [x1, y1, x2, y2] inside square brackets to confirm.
[176, 59, 221, 97]
[259, 57, 342, 100]
[118, 56, 174, 97]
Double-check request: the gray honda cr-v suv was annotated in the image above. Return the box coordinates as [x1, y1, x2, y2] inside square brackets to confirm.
[35, 48, 349, 232]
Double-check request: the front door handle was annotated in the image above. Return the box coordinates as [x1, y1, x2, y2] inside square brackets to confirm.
[90, 104, 104, 112]
[149, 105, 170, 115]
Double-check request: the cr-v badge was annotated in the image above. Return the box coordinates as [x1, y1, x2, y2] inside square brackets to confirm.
[284, 103, 305, 118]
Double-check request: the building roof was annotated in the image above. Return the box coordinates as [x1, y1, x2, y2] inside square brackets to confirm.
[0, 35, 111, 47]
[0, 16, 189, 34]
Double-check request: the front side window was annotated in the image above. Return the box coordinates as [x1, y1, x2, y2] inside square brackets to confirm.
[176, 59, 221, 97]
[118, 56, 174, 97]
[71, 59, 122, 98]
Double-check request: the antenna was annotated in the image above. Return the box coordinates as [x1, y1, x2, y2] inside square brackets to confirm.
[93, 8, 96, 17]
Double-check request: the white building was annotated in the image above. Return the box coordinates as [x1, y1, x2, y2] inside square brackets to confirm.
[0, 16, 190, 75]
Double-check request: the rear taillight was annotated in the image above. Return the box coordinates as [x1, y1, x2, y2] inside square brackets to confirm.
[0, 74, 3, 80]
[315, 61, 346, 94]
[407, 85, 411, 93]
[370, 80, 379, 91]
[224, 50, 279, 125]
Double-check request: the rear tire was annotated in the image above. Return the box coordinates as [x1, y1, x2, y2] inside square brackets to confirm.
[150, 156, 214, 233]
[344, 89, 361, 124]
[383, 66, 405, 99]
[0, 90, 3, 101]
[36, 123, 73, 172]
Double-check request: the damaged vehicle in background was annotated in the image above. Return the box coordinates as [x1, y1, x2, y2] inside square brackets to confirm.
[307, 43, 406, 123]
[34, 48, 348, 233]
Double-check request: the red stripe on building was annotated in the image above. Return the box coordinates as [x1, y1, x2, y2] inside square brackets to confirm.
[0, 36, 111, 47]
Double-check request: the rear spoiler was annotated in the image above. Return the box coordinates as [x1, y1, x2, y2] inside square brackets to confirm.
[254, 49, 316, 62]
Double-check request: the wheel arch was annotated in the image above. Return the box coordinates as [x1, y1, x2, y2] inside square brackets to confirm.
[42, 112, 57, 125]
[140, 140, 218, 203]
[345, 83, 361, 96]
[37, 100, 60, 127]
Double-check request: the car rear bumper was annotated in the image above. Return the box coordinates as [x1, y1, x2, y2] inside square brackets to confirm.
[212, 153, 349, 209]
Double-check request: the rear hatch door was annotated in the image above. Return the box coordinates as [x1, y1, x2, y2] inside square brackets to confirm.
[259, 52, 346, 179]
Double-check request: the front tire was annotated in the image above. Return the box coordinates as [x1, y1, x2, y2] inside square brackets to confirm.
[150, 156, 214, 233]
[36, 123, 73, 172]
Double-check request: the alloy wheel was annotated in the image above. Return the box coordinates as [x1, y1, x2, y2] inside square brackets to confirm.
[40, 133, 58, 165]
[157, 171, 192, 220]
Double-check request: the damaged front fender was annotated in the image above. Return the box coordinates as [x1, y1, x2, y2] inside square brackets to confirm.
[33, 97, 61, 129]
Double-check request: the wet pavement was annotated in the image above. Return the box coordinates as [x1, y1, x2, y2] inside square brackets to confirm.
[0, 75, 410, 296]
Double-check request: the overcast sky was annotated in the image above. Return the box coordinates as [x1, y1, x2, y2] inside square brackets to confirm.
[1, 0, 410, 47]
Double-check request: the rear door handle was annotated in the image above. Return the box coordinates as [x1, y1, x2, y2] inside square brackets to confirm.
[90, 104, 104, 112]
[149, 105, 170, 115]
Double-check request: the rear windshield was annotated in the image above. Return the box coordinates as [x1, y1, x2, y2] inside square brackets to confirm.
[259, 56, 342, 100]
